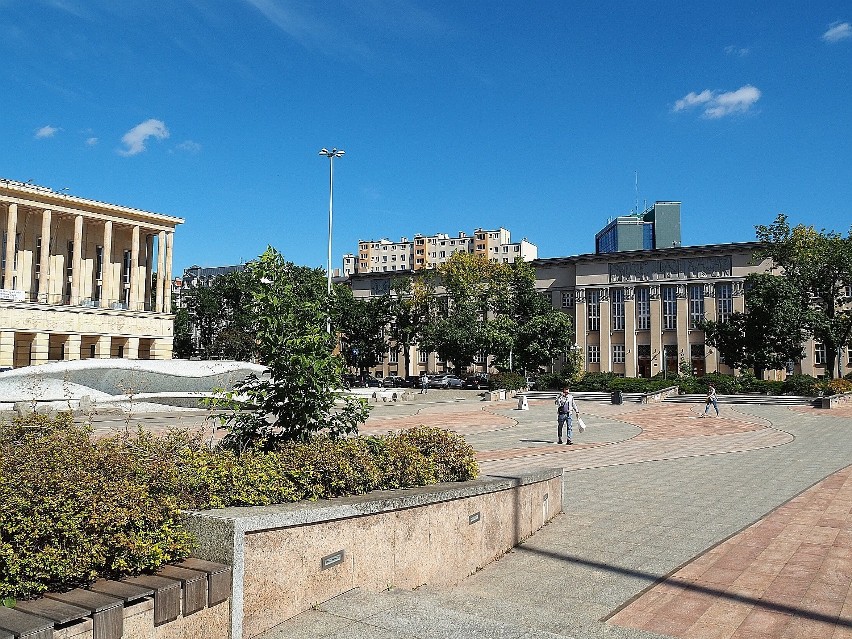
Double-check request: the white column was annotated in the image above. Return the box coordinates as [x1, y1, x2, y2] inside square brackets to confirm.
[163, 231, 174, 314]
[130, 225, 140, 311]
[3, 203, 17, 290]
[101, 220, 113, 308]
[38, 209, 51, 302]
[144, 234, 154, 311]
[70, 214, 83, 305]
[156, 230, 166, 312]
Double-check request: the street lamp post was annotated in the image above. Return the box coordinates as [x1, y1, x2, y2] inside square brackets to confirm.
[319, 147, 344, 333]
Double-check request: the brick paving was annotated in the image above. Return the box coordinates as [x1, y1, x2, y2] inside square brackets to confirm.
[77, 394, 852, 638]
[609, 465, 852, 639]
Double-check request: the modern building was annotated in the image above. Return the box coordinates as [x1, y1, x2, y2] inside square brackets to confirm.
[595, 201, 682, 254]
[344, 228, 537, 276]
[0, 178, 183, 368]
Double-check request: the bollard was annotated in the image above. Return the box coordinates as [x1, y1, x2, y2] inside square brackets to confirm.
[517, 395, 529, 410]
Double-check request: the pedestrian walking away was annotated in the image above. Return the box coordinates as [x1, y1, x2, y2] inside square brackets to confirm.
[419, 372, 429, 394]
[554, 386, 579, 444]
[702, 383, 719, 417]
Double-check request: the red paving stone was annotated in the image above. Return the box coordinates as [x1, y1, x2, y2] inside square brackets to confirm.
[609, 465, 852, 639]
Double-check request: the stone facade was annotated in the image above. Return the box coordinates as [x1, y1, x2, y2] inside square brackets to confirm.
[0, 179, 183, 368]
[349, 242, 848, 380]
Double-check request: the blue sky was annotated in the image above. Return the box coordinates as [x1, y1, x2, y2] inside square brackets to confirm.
[2, 1, 850, 276]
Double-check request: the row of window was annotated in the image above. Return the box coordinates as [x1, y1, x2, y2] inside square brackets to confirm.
[567, 284, 735, 332]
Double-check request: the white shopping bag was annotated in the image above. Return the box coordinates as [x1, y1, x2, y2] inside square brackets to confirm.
[577, 417, 586, 433]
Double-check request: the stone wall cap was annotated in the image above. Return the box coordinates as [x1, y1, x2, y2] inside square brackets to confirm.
[185, 467, 562, 533]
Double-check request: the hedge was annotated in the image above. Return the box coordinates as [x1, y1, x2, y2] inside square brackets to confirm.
[0, 415, 479, 600]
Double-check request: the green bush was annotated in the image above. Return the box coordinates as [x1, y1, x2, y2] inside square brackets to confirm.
[820, 378, 852, 396]
[1, 416, 479, 600]
[0, 415, 195, 600]
[574, 372, 621, 391]
[488, 371, 527, 391]
[781, 374, 820, 396]
[535, 372, 568, 390]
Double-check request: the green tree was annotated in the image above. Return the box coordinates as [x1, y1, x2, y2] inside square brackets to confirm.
[420, 253, 498, 375]
[172, 306, 193, 358]
[754, 214, 852, 378]
[213, 247, 369, 451]
[336, 290, 391, 380]
[702, 273, 808, 377]
[386, 276, 432, 377]
[174, 269, 256, 361]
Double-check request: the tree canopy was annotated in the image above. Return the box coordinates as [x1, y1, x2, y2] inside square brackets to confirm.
[212, 247, 369, 451]
[754, 214, 852, 378]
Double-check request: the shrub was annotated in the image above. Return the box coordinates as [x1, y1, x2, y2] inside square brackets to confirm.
[574, 372, 621, 391]
[396, 427, 479, 483]
[0, 414, 195, 600]
[535, 372, 568, 390]
[488, 371, 526, 391]
[781, 374, 820, 396]
[820, 378, 852, 396]
[1, 415, 479, 599]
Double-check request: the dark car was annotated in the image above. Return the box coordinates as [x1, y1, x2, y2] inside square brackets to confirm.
[361, 375, 382, 388]
[429, 374, 464, 389]
[463, 376, 489, 390]
[382, 376, 410, 388]
[406, 375, 424, 388]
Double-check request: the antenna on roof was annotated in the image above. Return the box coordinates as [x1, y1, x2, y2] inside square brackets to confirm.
[634, 171, 639, 215]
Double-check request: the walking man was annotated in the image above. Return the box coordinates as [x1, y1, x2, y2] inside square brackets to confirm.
[555, 386, 579, 444]
[702, 383, 719, 417]
[419, 372, 429, 394]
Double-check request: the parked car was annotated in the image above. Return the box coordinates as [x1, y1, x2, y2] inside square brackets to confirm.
[429, 374, 464, 389]
[342, 373, 357, 388]
[463, 376, 489, 390]
[406, 375, 424, 388]
[382, 376, 410, 388]
[361, 375, 382, 388]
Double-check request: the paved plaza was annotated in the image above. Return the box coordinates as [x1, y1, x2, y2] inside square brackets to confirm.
[78, 391, 852, 638]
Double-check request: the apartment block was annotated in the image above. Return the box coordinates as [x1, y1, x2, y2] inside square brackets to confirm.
[344, 228, 537, 276]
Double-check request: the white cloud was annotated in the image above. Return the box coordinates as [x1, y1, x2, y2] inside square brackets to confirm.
[673, 85, 761, 119]
[822, 21, 852, 43]
[725, 45, 750, 57]
[35, 125, 59, 139]
[86, 137, 98, 146]
[119, 119, 169, 156]
[175, 140, 202, 153]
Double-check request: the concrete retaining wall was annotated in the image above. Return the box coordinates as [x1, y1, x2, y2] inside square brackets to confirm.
[821, 391, 852, 409]
[183, 468, 563, 639]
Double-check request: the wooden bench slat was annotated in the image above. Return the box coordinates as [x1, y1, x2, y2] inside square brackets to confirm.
[176, 559, 232, 606]
[0, 606, 54, 639]
[88, 579, 154, 603]
[155, 566, 207, 616]
[42, 590, 123, 639]
[121, 575, 181, 626]
[12, 599, 90, 626]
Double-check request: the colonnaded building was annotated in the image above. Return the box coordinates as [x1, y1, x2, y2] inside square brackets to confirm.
[349, 202, 848, 381]
[0, 178, 182, 368]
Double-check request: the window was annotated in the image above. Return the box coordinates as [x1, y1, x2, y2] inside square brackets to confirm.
[612, 344, 625, 364]
[122, 250, 132, 306]
[814, 343, 826, 365]
[34, 237, 42, 297]
[716, 283, 733, 323]
[561, 291, 573, 308]
[611, 288, 625, 331]
[12, 233, 20, 271]
[635, 287, 650, 330]
[588, 345, 600, 364]
[377, 353, 384, 363]
[93, 245, 104, 303]
[587, 289, 600, 331]
[418, 350, 429, 364]
[689, 285, 704, 328]
[389, 350, 399, 364]
[476, 351, 487, 364]
[662, 286, 677, 330]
